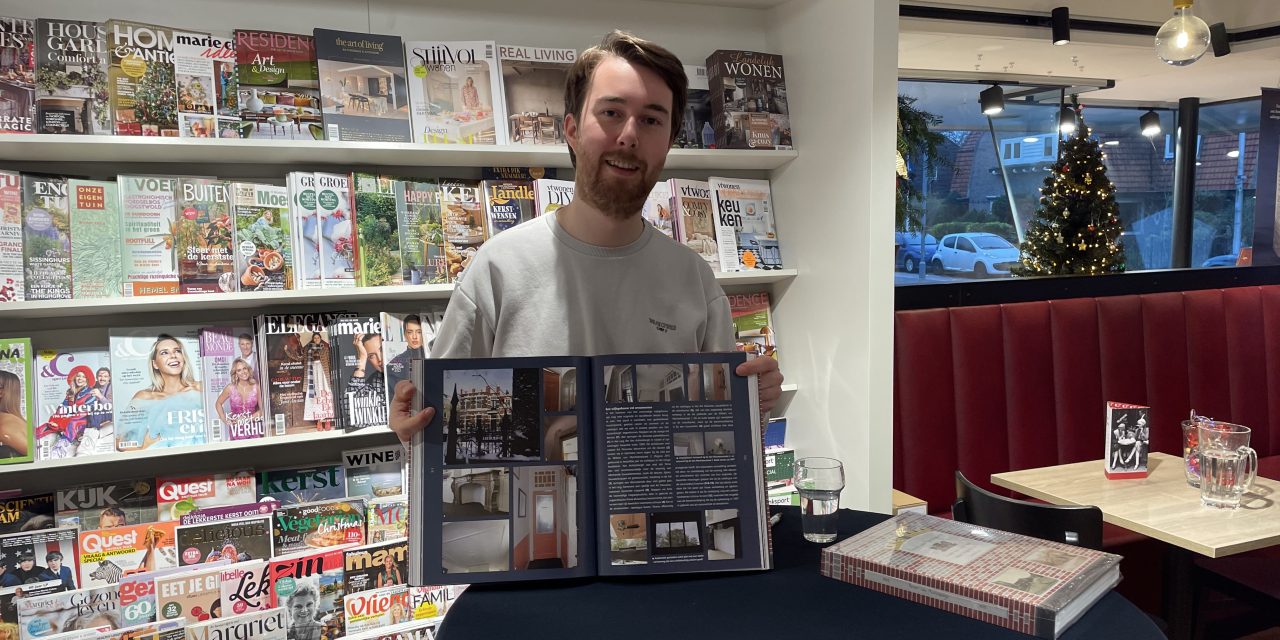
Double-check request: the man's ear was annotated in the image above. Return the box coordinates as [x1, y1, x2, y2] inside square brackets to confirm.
[563, 112, 579, 153]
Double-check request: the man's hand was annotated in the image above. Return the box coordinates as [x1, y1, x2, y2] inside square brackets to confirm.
[735, 357, 783, 415]
[390, 380, 435, 444]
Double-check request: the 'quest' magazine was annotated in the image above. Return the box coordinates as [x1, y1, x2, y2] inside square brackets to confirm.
[409, 351, 769, 585]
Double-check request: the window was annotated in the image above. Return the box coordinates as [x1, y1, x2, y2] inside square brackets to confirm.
[1192, 98, 1257, 268]
[957, 238, 975, 253]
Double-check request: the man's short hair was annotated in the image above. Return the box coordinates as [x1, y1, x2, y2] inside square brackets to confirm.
[17, 552, 34, 562]
[564, 30, 688, 167]
[45, 552, 62, 562]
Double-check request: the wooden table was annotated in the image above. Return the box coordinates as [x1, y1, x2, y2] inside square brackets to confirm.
[992, 452, 1280, 639]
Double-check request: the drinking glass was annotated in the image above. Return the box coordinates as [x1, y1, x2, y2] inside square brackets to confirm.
[1181, 419, 1202, 487]
[1198, 422, 1258, 509]
[794, 457, 844, 543]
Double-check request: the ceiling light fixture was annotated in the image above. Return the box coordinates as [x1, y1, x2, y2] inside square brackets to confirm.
[1155, 0, 1211, 66]
[1051, 7, 1071, 45]
[1140, 110, 1162, 137]
[1210, 22, 1231, 57]
[1058, 106, 1077, 135]
[980, 85, 1005, 115]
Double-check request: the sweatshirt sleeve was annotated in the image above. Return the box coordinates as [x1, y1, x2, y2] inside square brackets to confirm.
[430, 285, 496, 358]
[702, 293, 737, 352]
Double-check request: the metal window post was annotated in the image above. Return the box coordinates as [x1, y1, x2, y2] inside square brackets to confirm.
[1171, 97, 1200, 269]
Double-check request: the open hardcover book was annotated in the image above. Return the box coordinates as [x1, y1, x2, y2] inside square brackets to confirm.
[408, 352, 770, 584]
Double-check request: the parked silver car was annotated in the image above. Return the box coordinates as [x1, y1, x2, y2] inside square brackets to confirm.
[930, 232, 1021, 277]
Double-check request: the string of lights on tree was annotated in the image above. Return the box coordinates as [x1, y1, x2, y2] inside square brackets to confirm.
[1015, 96, 1127, 276]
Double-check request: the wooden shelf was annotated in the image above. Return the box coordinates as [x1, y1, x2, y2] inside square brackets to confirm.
[0, 135, 797, 171]
[0, 270, 797, 321]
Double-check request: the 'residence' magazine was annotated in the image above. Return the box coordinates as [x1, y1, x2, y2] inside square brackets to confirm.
[409, 351, 769, 585]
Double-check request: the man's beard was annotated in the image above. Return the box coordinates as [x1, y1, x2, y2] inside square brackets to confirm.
[574, 149, 659, 220]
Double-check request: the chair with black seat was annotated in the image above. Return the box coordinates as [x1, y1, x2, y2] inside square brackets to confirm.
[952, 470, 1104, 550]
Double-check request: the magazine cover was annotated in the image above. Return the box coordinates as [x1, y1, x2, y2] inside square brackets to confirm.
[366, 498, 407, 544]
[17, 583, 119, 637]
[176, 178, 235, 294]
[380, 312, 442, 403]
[0, 17, 35, 134]
[254, 313, 350, 436]
[105, 21, 177, 137]
[183, 606, 285, 640]
[68, 179, 123, 300]
[705, 50, 790, 150]
[34, 349, 113, 461]
[343, 585, 409, 636]
[94, 619, 185, 640]
[439, 179, 483, 280]
[480, 179, 533, 238]
[108, 326, 204, 452]
[117, 561, 219, 627]
[154, 564, 222, 624]
[313, 29, 410, 143]
[266, 547, 345, 640]
[315, 173, 356, 288]
[271, 498, 366, 555]
[174, 514, 272, 566]
[21, 174, 71, 301]
[287, 173, 323, 290]
[498, 45, 575, 145]
[533, 178, 573, 217]
[218, 560, 268, 618]
[179, 503, 275, 527]
[405, 40, 506, 145]
[0, 337, 33, 465]
[676, 64, 712, 149]
[55, 479, 157, 531]
[256, 465, 346, 505]
[77, 522, 178, 589]
[709, 177, 781, 271]
[343, 445, 405, 500]
[233, 29, 320, 141]
[329, 316, 386, 432]
[118, 175, 180, 297]
[0, 493, 55, 535]
[200, 326, 264, 443]
[231, 182, 293, 293]
[641, 181, 674, 240]
[670, 179, 718, 270]
[342, 539, 407, 595]
[409, 584, 460, 620]
[157, 470, 257, 522]
[727, 292, 778, 358]
[352, 173, 401, 288]
[0, 171, 21, 303]
[172, 31, 237, 138]
[34, 19, 109, 135]
[392, 179, 446, 285]
[0, 527, 79, 631]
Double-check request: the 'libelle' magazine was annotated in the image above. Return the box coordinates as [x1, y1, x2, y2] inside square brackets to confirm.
[409, 351, 770, 585]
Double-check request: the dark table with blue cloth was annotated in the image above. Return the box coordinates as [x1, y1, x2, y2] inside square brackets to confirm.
[440, 507, 1165, 639]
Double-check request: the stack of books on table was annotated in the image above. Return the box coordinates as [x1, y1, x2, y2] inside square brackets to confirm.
[820, 512, 1121, 639]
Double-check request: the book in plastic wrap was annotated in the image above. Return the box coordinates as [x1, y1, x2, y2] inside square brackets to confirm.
[313, 29, 410, 143]
[498, 45, 575, 146]
[174, 514, 272, 566]
[17, 583, 119, 637]
[34, 349, 113, 461]
[380, 311, 442, 404]
[21, 174, 71, 301]
[315, 172, 356, 288]
[68, 179, 124, 299]
[55, 479, 157, 530]
[366, 498, 407, 544]
[405, 41, 505, 145]
[200, 326, 264, 443]
[77, 522, 178, 589]
[393, 179, 445, 285]
[532, 178, 573, 217]
[705, 50, 790, 150]
[233, 29, 320, 142]
[0, 171, 21, 303]
[172, 31, 237, 138]
[266, 547, 346, 640]
[669, 178, 718, 270]
[329, 316, 386, 432]
[176, 178, 235, 294]
[0, 337, 33, 464]
[157, 470, 257, 522]
[709, 177, 781, 271]
[352, 173, 401, 287]
[106, 21, 177, 136]
[34, 19, 109, 135]
[480, 179, 534, 238]
[118, 175, 180, 297]
[256, 464, 346, 505]
[343, 444, 405, 500]
[231, 182, 293, 293]
[343, 539, 408, 595]
[819, 512, 1121, 639]
[271, 497, 366, 555]
[0, 493, 54, 534]
[108, 326, 204, 451]
[727, 292, 777, 359]
[154, 564, 222, 625]
[254, 313, 349, 436]
[0, 17, 35, 134]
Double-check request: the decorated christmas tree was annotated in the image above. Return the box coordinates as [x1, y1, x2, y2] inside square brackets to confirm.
[134, 60, 177, 130]
[1016, 99, 1126, 276]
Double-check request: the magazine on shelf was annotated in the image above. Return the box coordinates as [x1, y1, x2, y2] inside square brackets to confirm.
[21, 174, 72, 301]
[0, 337, 34, 465]
[343, 539, 408, 595]
[0, 527, 80, 631]
[532, 178, 573, 217]
[17, 583, 120, 638]
[438, 179, 484, 280]
[392, 179, 446, 285]
[68, 179, 124, 300]
[676, 64, 712, 149]
[315, 173, 357, 288]
[405, 40, 506, 145]
[266, 546, 347, 639]
[343, 585, 409, 636]
[183, 606, 286, 640]
[93, 618, 184, 640]
[200, 326, 265, 443]
[352, 173, 402, 288]
[270, 497, 366, 555]
[366, 498, 407, 544]
[380, 312, 443, 404]
[108, 326, 205, 452]
[176, 178, 235, 294]
[408, 351, 769, 585]
[119, 562, 218, 627]
[77, 522, 178, 589]
[219, 560, 268, 617]
[820, 512, 1122, 640]
[156, 470, 257, 522]
[287, 173, 323, 290]
[329, 316, 387, 432]
[709, 177, 781, 271]
[480, 179, 534, 238]
[257, 464, 346, 505]
[55, 479, 157, 530]
[0, 171, 22, 303]
[233, 29, 320, 142]
[154, 564, 223, 625]
[0, 493, 55, 535]
[313, 29, 410, 143]
[118, 175, 181, 297]
[174, 514, 272, 566]
[34, 19, 108, 135]
[727, 292, 777, 359]
[231, 182, 294, 293]
[172, 31, 237, 138]
[106, 21, 177, 137]
[34, 349, 113, 461]
[669, 179, 718, 270]
[254, 313, 352, 436]
[342, 616, 441, 640]
[0, 16, 34, 134]
[409, 584, 460, 620]
[179, 502, 275, 527]
[343, 445, 406, 500]
[498, 45, 575, 146]
[641, 181, 675, 240]
[705, 49, 791, 150]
